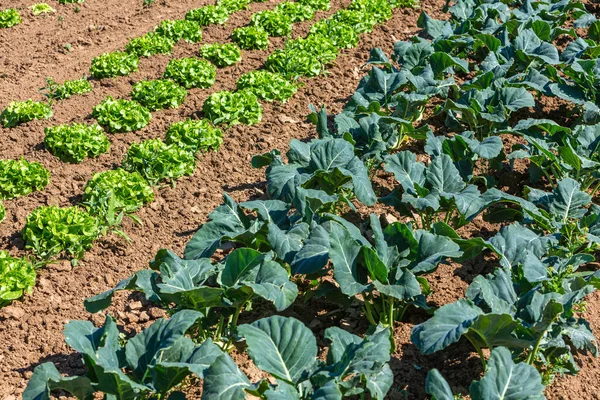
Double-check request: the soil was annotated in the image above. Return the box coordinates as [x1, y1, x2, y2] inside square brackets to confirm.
[0, 0, 599, 399]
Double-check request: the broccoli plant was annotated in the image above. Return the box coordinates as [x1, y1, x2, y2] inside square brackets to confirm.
[154, 19, 202, 43]
[89, 51, 139, 79]
[83, 168, 154, 229]
[203, 316, 394, 399]
[251, 10, 292, 37]
[0, 158, 50, 200]
[122, 139, 196, 185]
[44, 123, 110, 163]
[274, 2, 315, 23]
[236, 70, 297, 102]
[185, 5, 229, 26]
[165, 119, 223, 154]
[202, 90, 262, 126]
[125, 32, 174, 57]
[200, 43, 241, 67]
[0, 8, 21, 28]
[0, 100, 53, 128]
[231, 26, 269, 50]
[163, 57, 216, 89]
[23, 311, 222, 400]
[22, 206, 99, 263]
[131, 79, 187, 111]
[42, 77, 92, 101]
[92, 97, 151, 133]
[30, 3, 56, 15]
[0, 251, 36, 307]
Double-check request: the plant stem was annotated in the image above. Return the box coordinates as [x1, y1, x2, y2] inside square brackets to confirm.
[363, 294, 377, 326]
[465, 335, 487, 370]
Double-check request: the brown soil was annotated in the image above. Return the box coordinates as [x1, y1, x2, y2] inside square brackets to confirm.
[0, 0, 599, 399]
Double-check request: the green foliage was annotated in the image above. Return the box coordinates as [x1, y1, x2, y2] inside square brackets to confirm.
[186, 5, 229, 26]
[163, 57, 216, 89]
[200, 43, 241, 67]
[0, 158, 50, 200]
[165, 119, 223, 154]
[309, 19, 359, 48]
[131, 79, 187, 111]
[348, 0, 392, 24]
[0, 202, 4, 224]
[265, 49, 323, 80]
[296, 0, 330, 11]
[154, 19, 203, 43]
[125, 32, 174, 57]
[217, 0, 249, 13]
[92, 97, 151, 133]
[330, 9, 378, 33]
[0, 8, 21, 28]
[122, 139, 196, 185]
[30, 3, 56, 15]
[0, 251, 36, 307]
[251, 10, 292, 37]
[202, 90, 262, 126]
[43, 77, 92, 101]
[89, 51, 139, 79]
[44, 123, 110, 163]
[0, 100, 53, 128]
[274, 2, 315, 22]
[285, 34, 338, 64]
[231, 26, 269, 50]
[22, 206, 99, 261]
[83, 168, 154, 224]
[236, 70, 297, 102]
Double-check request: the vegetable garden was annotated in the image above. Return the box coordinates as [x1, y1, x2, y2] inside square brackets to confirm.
[1, 0, 600, 398]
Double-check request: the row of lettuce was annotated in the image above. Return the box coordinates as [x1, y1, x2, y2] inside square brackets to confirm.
[19, 0, 600, 399]
[0, 1, 83, 27]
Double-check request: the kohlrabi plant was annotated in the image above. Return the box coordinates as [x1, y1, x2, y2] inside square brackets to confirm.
[0, 100, 52, 128]
[122, 138, 196, 185]
[92, 97, 151, 133]
[202, 90, 262, 126]
[125, 32, 175, 57]
[89, 51, 139, 79]
[236, 70, 298, 102]
[130, 79, 187, 111]
[0, 158, 50, 200]
[44, 123, 110, 163]
[231, 26, 270, 50]
[22, 205, 100, 263]
[200, 42, 241, 67]
[163, 57, 216, 89]
[165, 119, 223, 154]
[154, 19, 202, 43]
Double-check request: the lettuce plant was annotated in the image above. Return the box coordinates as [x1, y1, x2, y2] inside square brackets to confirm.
[131, 79, 187, 111]
[44, 123, 110, 163]
[330, 9, 378, 34]
[348, 0, 392, 24]
[251, 10, 292, 37]
[274, 2, 315, 22]
[92, 97, 151, 133]
[122, 139, 196, 185]
[217, 0, 249, 12]
[89, 51, 139, 79]
[30, 3, 56, 15]
[200, 43, 241, 67]
[284, 34, 338, 64]
[0, 251, 36, 307]
[83, 168, 154, 227]
[23, 311, 221, 400]
[0, 8, 21, 28]
[297, 0, 330, 11]
[154, 19, 202, 43]
[0, 158, 50, 200]
[309, 19, 359, 48]
[236, 70, 297, 102]
[165, 119, 223, 154]
[186, 5, 229, 26]
[163, 57, 216, 89]
[231, 26, 269, 50]
[202, 90, 262, 126]
[265, 49, 323, 80]
[22, 206, 99, 262]
[43, 77, 92, 101]
[0, 100, 52, 128]
[125, 32, 174, 57]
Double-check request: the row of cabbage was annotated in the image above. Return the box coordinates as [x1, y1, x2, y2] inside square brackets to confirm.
[21, 0, 600, 399]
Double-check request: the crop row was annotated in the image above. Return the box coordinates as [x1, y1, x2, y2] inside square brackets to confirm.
[18, 0, 600, 399]
[0, 1, 85, 28]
